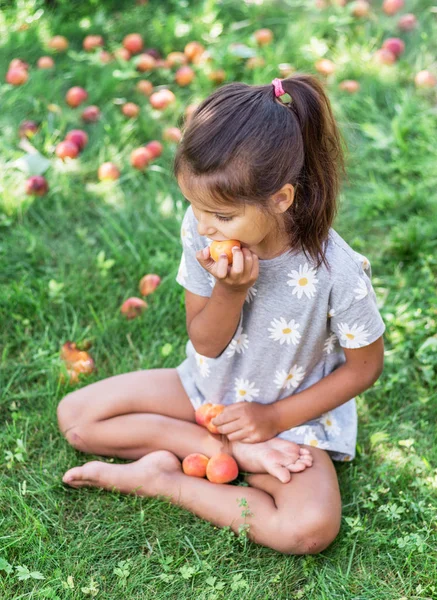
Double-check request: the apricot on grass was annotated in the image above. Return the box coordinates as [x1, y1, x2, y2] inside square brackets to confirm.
[56, 140, 79, 160]
[166, 51, 187, 67]
[81, 105, 101, 122]
[210, 240, 242, 265]
[130, 147, 153, 170]
[382, 38, 405, 58]
[136, 53, 156, 72]
[9, 58, 29, 70]
[25, 175, 48, 196]
[184, 41, 205, 63]
[65, 129, 88, 151]
[398, 13, 417, 31]
[136, 80, 153, 95]
[414, 70, 437, 88]
[206, 453, 239, 484]
[382, 0, 404, 15]
[6, 68, 28, 85]
[163, 127, 182, 143]
[339, 80, 360, 93]
[149, 89, 176, 110]
[175, 66, 195, 86]
[122, 102, 140, 118]
[19, 120, 39, 138]
[66, 86, 88, 108]
[123, 33, 143, 54]
[37, 56, 55, 69]
[120, 297, 148, 319]
[254, 28, 274, 45]
[315, 58, 335, 76]
[98, 162, 120, 181]
[182, 453, 209, 478]
[139, 273, 161, 296]
[145, 140, 163, 159]
[83, 35, 104, 52]
[48, 35, 69, 52]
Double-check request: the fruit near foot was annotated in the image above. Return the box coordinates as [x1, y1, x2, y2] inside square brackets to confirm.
[62, 450, 181, 495]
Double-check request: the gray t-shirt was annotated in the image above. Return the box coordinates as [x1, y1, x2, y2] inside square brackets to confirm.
[176, 206, 385, 461]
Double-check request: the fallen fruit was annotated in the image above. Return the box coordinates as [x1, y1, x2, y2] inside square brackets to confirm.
[56, 140, 79, 159]
[208, 69, 226, 84]
[182, 453, 209, 478]
[48, 35, 69, 52]
[66, 86, 88, 108]
[175, 65, 195, 86]
[19, 120, 39, 138]
[163, 127, 182, 143]
[130, 147, 153, 170]
[210, 240, 242, 265]
[37, 56, 55, 69]
[184, 41, 205, 63]
[382, 37, 405, 58]
[99, 51, 113, 64]
[120, 297, 148, 319]
[166, 51, 187, 67]
[339, 80, 360, 93]
[25, 175, 49, 196]
[98, 162, 120, 181]
[6, 67, 28, 85]
[145, 140, 163, 159]
[350, 0, 370, 17]
[136, 53, 156, 72]
[254, 28, 273, 45]
[114, 47, 131, 61]
[60, 341, 95, 384]
[123, 33, 143, 54]
[382, 0, 404, 15]
[373, 48, 396, 65]
[121, 102, 140, 118]
[81, 105, 101, 122]
[9, 58, 29, 70]
[414, 70, 437, 88]
[149, 89, 176, 110]
[397, 13, 417, 31]
[206, 453, 239, 484]
[136, 80, 153, 95]
[315, 58, 335, 76]
[139, 274, 161, 296]
[83, 34, 104, 52]
[65, 129, 88, 151]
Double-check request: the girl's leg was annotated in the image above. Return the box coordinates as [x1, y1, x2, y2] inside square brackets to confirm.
[62, 446, 341, 555]
[57, 369, 312, 481]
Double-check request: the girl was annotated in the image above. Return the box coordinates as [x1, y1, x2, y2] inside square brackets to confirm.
[57, 74, 385, 555]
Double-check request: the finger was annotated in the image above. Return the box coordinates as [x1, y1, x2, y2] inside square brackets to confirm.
[196, 247, 216, 270]
[216, 254, 229, 279]
[230, 246, 244, 274]
[249, 251, 259, 280]
[215, 418, 242, 435]
[212, 412, 240, 427]
[226, 430, 248, 442]
[299, 448, 311, 455]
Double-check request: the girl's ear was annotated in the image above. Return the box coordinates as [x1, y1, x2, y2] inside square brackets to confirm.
[271, 184, 294, 214]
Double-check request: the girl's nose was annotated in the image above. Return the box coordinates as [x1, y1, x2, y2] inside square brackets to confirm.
[197, 217, 216, 237]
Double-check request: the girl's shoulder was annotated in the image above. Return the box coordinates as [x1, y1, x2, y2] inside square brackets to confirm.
[323, 229, 372, 278]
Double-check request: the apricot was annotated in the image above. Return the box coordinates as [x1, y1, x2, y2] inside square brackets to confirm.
[37, 56, 55, 69]
[98, 162, 120, 181]
[145, 140, 163, 159]
[56, 140, 79, 160]
[254, 28, 274, 45]
[9, 58, 29, 70]
[139, 273, 161, 296]
[382, 0, 404, 15]
[122, 102, 140, 118]
[339, 80, 360, 93]
[246, 57, 265, 70]
[19, 120, 39, 138]
[123, 33, 143, 54]
[208, 69, 226, 84]
[65, 129, 88, 151]
[373, 48, 396, 65]
[414, 70, 437, 89]
[6, 68, 28, 85]
[115, 47, 131, 61]
[136, 53, 156, 72]
[83, 35, 104, 52]
[184, 41, 205, 63]
[350, 0, 370, 18]
[194, 403, 225, 434]
[166, 52, 187, 67]
[210, 240, 242, 265]
[398, 13, 417, 31]
[25, 175, 48, 196]
[163, 127, 182, 143]
[175, 65, 195, 86]
[149, 89, 176, 110]
[81, 105, 101, 122]
[182, 453, 209, 478]
[99, 51, 113, 64]
[315, 58, 335, 76]
[120, 297, 148, 319]
[136, 80, 153, 95]
[206, 453, 239, 484]
[60, 341, 95, 384]
[66, 86, 88, 108]
[48, 35, 69, 52]
[382, 38, 405, 58]
[130, 147, 153, 170]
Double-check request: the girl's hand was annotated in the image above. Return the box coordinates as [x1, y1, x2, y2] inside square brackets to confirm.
[196, 245, 259, 293]
[211, 401, 280, 443]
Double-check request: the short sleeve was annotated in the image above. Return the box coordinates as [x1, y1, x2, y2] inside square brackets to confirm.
[328, 253, 385, 349]
[176, 206, 214, 297]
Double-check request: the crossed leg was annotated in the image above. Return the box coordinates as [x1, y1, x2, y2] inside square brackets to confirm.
[57, 369, 342, 554]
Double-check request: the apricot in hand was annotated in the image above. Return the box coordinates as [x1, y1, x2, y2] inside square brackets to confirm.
[210, 240, 241, 265]
[195, 403, 224, 434]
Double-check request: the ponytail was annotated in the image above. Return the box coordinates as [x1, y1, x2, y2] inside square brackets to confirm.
[279, 74, 345, 267]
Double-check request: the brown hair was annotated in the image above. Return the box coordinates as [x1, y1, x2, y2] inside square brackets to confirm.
[173, 73, 345, 267]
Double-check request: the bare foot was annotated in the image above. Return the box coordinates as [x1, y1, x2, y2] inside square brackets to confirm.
[231, 438, 313, 483]
[62, 450, 181, 496]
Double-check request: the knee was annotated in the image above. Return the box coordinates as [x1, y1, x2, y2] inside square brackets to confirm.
[272, 509, 341, 555]
[57, 392, 90, 452]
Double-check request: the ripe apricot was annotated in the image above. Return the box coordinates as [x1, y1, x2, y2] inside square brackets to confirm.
[195, 403, 225, 434]
[210, 240, 241, 265]
[56, 140, 79, 160]
[121, 102, 140, 118]
[195, 403, 214, 427]
[206, 453, 239, 484]
[66, 86, 88, 108]
[123, 33, 143, 54]
[120, 297, 148, 319]
[48, 35, 69, 52]
[98, 162, 120, 181]
[37, 56, 55, 69]
[65, 129, 88, 151]
[139, 273, 161, 296]
[182, 453, 209, 478]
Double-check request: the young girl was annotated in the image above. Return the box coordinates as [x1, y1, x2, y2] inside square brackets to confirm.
[57, 74, 385, 555]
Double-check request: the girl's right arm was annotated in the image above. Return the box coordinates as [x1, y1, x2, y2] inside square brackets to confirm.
[187, 245, 258, 358]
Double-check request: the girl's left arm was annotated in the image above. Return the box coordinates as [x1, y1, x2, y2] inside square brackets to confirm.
[273, 336, 384, 432]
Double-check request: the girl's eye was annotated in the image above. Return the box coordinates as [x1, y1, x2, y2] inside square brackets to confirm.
[215, 214, 233, 222]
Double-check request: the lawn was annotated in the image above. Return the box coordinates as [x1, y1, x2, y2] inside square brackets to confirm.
[1, 0, 437, 598]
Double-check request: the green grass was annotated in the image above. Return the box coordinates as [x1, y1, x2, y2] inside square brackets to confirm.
[1, 0, 437, 598]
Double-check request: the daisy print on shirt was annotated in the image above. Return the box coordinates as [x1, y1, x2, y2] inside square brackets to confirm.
[268, 317, 301, 345]
[287, 263, 319, 299]
[234, 378, 260, 402]
[337, 322, 370, 349]
[354, 278, 368, 301]
[195, 353, 211, 378]
[226, 324, 249, 358]
[274, 364, 306, 391]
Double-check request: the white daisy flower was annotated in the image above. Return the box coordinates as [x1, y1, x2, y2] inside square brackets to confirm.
[324, 334, 337, 354]
[234, 378, 260, 402]
[181, 225, 193, 248]
[274, 364, 306, 390]
[195, 353, 210, 378]
[226, 325, 249, 357]
[328, 307, 336, 318]
[319, 412, 340, 437]
[287, 263, 318, 299]
[354, 278, 368, 301]
[303, 427, 329, 449]
[268, 317, 301, 345]
[245, 286, 257, 303]
[338, 322, 370, 348]
[177, 253, 188, 285]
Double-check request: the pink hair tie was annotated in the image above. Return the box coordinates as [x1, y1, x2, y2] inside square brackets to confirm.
[272, 78, 285, 97]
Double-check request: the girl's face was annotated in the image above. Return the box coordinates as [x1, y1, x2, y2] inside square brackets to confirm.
[177, 175, 293, 259]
